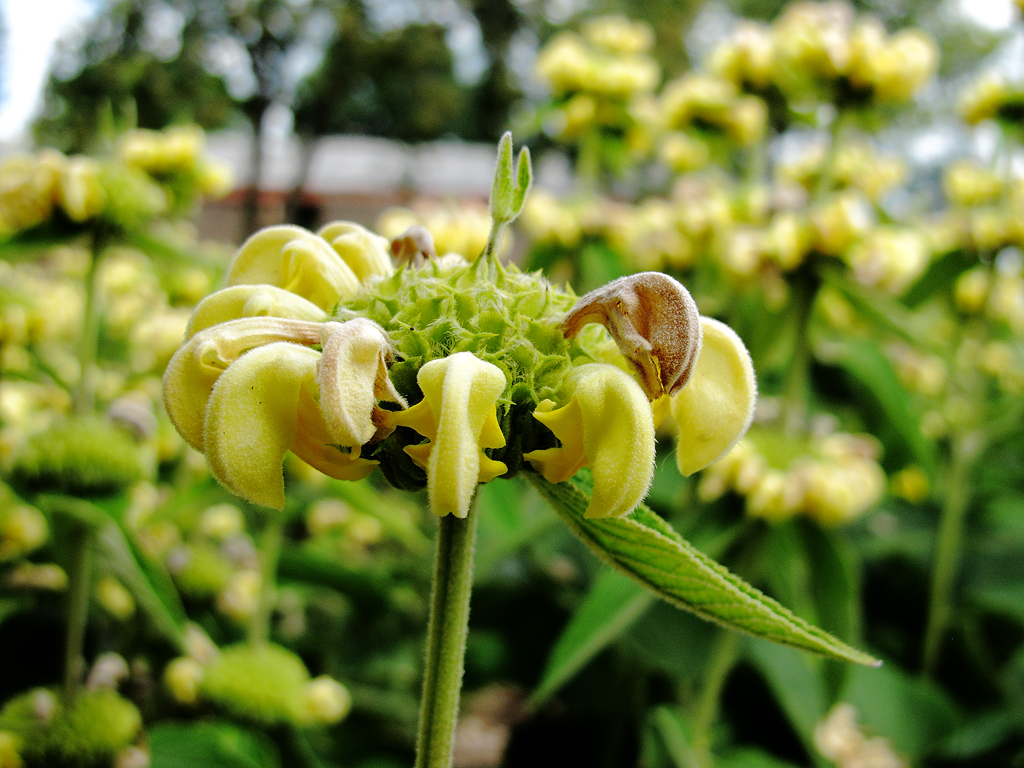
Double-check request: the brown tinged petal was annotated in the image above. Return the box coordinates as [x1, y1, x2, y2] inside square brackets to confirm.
[316, 319, 407, 447]
[561, 272, 703, 400]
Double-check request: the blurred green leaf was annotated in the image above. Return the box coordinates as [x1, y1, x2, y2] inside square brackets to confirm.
[842, 661, 959, 761]
[744, 636, 828, 755]
[37, 494, 187, 650]
[149, 721, 280, 768]
[823, 337, 937, 474]
[819, 268, 936, 351]
[529, 473, 879, 666]
[475, 478, 556, 579]
[718, 748, 804, 768]
[529, 569, 654, 709]
[649, 705, 698, 768]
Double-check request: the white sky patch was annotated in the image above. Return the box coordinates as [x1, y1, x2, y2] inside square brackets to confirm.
[957, 0, 1016, 30]
[0, 0, 98, 140]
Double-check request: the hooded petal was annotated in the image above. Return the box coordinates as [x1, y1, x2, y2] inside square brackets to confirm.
[225, 225, 360, 310]
[527, 363, 655, 519]
[672, 317, 757, 476]
[318, 221, 395, 282]
[316, 319, 406, 446]
[163, 317, 322, 450]
[391, 352, 507, 518]
[204, 342, 319, 510]
[186, 285, 326, 338]
[562, 272, 703, 400]
[291, 384, 379, 482]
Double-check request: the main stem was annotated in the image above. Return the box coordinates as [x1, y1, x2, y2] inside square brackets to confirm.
[63, 524, 94, 704]
[922, 432, 981, 675]
[415, 507, 479, 768]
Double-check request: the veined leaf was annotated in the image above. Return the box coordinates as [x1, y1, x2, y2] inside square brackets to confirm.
[529, 569, 654, 709]
[528, 474, 879, 666]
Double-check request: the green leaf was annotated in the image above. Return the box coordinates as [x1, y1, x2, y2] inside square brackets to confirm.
[529, 569, 655, 708]
[648, 705, 697, 768]
[744, 636, 828, 753]
[511, 146, 533, 218]
[149, 721, 280, 768]
[824, 337, 937, 474]
[842, 661, 959, 761]
[528, 474, 879, 667]
[37, 494, 187, 649]
[489, 131, 514, 222]
[818, 265, 938, 352]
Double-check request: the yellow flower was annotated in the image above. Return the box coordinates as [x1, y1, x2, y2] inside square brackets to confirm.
[163, 218, 756, 523]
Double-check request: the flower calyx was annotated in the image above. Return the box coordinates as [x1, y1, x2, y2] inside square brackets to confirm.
[561, 272, 703, 401]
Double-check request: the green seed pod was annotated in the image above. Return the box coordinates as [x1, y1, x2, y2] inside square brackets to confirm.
[200, 643, 311, 725]
[7, 416, 145, 497]
[0, 687, 141, 766]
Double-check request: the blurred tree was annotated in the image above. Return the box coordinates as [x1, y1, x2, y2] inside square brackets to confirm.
[33, 2, 237, 154]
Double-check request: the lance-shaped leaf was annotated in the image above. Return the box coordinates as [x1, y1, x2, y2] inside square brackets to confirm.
[672, 317, 757, 476]
[186, 285, 326, 338]
[562, 272, 703, 400]
[163, 317, 323, 451]
[318, 221, 395, 282]
[528, 473, 880, 666]
[525, 363, 655, 519]
[204, 342, 320, 510]
[225, 225, 360, 310]
[316, 318, 406, 446]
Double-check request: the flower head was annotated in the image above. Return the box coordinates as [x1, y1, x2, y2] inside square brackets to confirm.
[162, 141, 756, 519]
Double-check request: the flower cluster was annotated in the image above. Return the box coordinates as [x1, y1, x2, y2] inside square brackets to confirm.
[710, 2, 938, 106]
[697, 423, 886, 526]
[0, 125, 230, 238]
[162, 216, 757, 520]
[532, 16, 660, 154]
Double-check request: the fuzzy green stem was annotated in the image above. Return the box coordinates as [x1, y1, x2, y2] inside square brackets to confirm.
[72, 230, 105, 416]
[63, 524, 94, 704]
[251, 513, 286, 648]
[691, 630, 740, 768]
[480, 221, 508, 268]
[415, 507, 479, 768]
[922, 432, 982, 675]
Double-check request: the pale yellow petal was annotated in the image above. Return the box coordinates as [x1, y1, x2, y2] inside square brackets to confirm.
[316, 319, 405, 446]
[204, 343, 320, 510]
[186, 285, 326, 338]
[414, 352, 508, 518]
[225, 225, 360, 310]
[317, 221, 395, 281]
[571, 363, 656, 518]
[163, 317, 321, 450]
[524, 399, 587, 483]
[672, 317, 757, 476]
[292, 385, 379, 481]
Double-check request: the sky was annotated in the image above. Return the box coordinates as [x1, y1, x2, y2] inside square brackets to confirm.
[0, 0, 96, 141]
[0, 0, 1018, 144]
